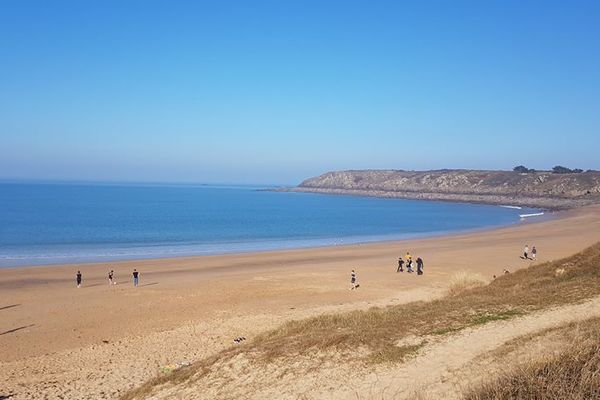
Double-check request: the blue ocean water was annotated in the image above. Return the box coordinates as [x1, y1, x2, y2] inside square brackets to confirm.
[0, 182, 541, 267]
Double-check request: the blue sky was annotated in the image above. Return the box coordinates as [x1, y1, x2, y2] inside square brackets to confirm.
[1, 1, 599, 184]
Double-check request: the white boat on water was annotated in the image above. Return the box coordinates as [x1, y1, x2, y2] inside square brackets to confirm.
[500, 205, 522, 210]
[519, 212, 545, 218]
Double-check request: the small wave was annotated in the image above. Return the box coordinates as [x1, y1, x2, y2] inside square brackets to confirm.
[519, 212, 545, 218]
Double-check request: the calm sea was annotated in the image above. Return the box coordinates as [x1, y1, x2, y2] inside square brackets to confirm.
[0, 182, 540, 267]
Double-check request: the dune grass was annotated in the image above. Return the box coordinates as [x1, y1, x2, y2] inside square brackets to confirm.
[464, 317, 600, 400]
[446, 270, 488, 296]
[122, 242, 600, 400]
[471, 309, 525, 325]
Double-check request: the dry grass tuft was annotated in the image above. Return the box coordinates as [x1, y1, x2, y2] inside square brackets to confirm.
[471, 309, 524, 325]
[370, 343, 424, 364]
[464, 317, 600, 400]
[447, 271, 488, 296]
[120, 354, 220, 400]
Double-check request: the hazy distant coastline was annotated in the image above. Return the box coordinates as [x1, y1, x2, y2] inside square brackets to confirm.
[284, 169, 600, 210]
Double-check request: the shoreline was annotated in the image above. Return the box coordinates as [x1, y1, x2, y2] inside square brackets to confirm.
[1, 208, 550, 272]
[280, 186, 592, 210]
[1, 196, 547, 270]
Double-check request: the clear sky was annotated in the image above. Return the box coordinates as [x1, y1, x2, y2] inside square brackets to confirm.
[1, 1, 599, 185]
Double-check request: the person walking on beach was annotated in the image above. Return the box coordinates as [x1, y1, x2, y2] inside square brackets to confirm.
[108, 270, 114, 285]
[133, 269, 139, 286]
[350, 269, 357, 290]
[397, 257, 404, 272]
[532, 246, 537, 260]
[406, 252, 413, 273]
[523, 245, 529, 260]
[76, 270, 82, 288]
[416, 257, 424, 275]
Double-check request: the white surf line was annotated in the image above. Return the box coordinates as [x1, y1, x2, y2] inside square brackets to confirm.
[519, 212, 545, 218]
[500, 205, 522, 209]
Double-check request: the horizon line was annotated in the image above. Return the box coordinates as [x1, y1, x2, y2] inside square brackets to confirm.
[0, 177, 294, 188]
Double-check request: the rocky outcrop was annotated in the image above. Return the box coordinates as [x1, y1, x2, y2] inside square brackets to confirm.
[289, 170, 600, 209]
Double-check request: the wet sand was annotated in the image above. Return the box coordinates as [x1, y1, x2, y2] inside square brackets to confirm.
[1, 205, 600, 399]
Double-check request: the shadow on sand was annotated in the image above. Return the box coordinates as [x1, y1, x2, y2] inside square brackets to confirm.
[139, 282, 159, 287]
[0, 324, 35, 336]
[0, 304, 21, 311]
[83, 283, 104, 288]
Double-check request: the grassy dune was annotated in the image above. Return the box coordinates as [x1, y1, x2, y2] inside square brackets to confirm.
[464, 317, 600, 400]
[246, 242, 600, 363]
[122, 242, 600, 399]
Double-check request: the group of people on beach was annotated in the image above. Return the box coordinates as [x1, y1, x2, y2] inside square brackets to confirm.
[397, 251, 424, 275]
[349, 251, 425, 290]
[76, 268, 140, 288]
[74, 243, 537, 293]
[491, 245, 541, 279]
[522, 244, 537, 260]
[76, 243, 535, 292]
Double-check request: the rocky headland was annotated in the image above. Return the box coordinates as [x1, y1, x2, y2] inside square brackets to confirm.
[287, 169, 600, 209]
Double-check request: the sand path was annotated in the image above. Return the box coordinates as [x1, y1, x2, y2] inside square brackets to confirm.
[344, 296, 600, 399]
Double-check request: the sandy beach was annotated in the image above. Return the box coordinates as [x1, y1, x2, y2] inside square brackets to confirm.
[2, 205, 600, 399]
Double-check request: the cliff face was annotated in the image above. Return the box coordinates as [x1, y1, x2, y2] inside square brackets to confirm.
[293, 170, 600, 209]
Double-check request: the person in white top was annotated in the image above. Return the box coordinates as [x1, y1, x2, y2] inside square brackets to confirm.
[523, 245, 529, 260]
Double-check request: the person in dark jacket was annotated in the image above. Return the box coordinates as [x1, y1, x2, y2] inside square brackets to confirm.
[416, 257, 424, 275]
[397, 257, 404, 272]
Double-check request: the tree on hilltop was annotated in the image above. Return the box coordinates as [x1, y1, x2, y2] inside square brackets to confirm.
[513, 165, 535, 173]
[552, 165, 583, 174]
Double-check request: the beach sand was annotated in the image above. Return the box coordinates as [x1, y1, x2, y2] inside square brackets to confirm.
[2, 205, 600, 399]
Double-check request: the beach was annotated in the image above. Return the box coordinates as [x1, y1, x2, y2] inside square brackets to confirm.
[4, 1, 599, 398]
[2, 205, 600, 399]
